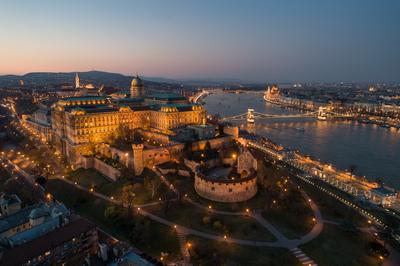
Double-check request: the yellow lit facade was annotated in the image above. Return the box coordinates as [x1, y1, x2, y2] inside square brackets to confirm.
[51, 94, 205, 162]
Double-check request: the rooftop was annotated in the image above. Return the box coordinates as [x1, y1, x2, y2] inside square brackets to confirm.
[371, 187, 397, 196]
[147, 93, 186, 100]
[61, 96, 108, 102]
[0, 202, 68, 234]
[152, 103, 201, 112]
[0, 205, 37, 233]
[109, 251, 157, 266]
[0, 218, 96, 266]
[0, 194, 21, 206]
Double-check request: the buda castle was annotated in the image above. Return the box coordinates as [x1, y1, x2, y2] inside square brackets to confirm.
[27, 75, 206, 166]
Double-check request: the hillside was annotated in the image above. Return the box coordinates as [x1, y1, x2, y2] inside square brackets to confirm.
[0, 71, 179, 88]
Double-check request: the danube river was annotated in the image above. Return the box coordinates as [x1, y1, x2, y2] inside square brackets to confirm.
[204, 91, 400, 189]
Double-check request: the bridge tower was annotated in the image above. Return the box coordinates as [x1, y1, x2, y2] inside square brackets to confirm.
[318, 107, 327, 121]
[247, 108, 255, 123]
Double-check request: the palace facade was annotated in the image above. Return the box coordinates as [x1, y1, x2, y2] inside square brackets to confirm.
[48, 77, 205, 164]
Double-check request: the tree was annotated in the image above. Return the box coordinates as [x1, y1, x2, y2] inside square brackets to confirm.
[184, 141, 193, 158]
[104, 206, 118, 220]
[4, 178, 42, 204]
[144, 176, 161, 199]
[212, 220, 223, 230]
[202, 216, 211, 224]
[204, 141, 211, 156]
[109, 125, 136, 148]
[218, 124, 224, 136]
[121, 184, 135, 218]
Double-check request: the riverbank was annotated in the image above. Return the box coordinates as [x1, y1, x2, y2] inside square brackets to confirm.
[204, 91, 400, 189]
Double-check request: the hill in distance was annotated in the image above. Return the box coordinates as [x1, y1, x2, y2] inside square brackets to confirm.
[0, 71, 255, 88]
[0, 71, 183, 88]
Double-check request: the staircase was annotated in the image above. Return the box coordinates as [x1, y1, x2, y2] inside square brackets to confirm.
[176, 230, 191, 265]
[291, 247, 317, 266]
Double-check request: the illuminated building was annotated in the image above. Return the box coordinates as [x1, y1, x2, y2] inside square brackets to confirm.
[50, 77, 206, 164]
[130, 75, 145, 98]
[74, 72, 80, 89]
[0, 218, 98, 266]
[264, 84, 280, 103]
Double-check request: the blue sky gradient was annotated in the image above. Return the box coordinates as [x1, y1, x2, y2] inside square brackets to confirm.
[1, 0, 399, 82]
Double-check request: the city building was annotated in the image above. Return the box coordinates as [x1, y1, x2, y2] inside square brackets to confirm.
[0, 200, 70, 248]
[0, 218, 98, 266]
[264, 84, 280, 103]
[370, 187, 398, 206]
[0, 194, 22, 217]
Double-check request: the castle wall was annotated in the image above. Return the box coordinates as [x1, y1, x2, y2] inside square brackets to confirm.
[194, 174, 257, 203]
[81, 156, 121, 181]
[191, 136, 232, 151]
[142, 148, 171, 168]
[223, 126, 239, 140]
[158, 167, 191, 177]
[183, 159, 200, 172]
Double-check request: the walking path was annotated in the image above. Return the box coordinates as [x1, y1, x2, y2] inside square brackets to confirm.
[9, 115, 398, 265]
[153, 167, 322, 264]
[6, 157, 322, 264]
[291, 247, 317, 266]
[176, 229, 191, 265]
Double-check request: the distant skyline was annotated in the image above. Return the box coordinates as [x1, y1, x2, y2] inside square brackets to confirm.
[1, 0, 399, 82]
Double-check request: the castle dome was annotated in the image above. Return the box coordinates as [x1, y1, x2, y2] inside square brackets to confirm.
[131, 75, 144, 87]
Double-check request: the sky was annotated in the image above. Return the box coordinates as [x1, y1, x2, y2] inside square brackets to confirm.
[0, 0, 399, 82]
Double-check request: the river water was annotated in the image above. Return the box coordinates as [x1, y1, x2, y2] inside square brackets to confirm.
[204, 92, 400, 189]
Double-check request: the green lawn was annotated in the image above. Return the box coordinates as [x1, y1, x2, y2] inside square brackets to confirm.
[260, 182, 314, 239]
[187, 236, 300, 266]
[262, 207, 314, 240]
[297, 177, 369, 228]
[300, 225, 380, 266]
[164, 161, 313, 240]
[145, 201, 276, 242]
[45, 179, 181, 263]
[67, 168, 111, 188]
[65, 168, 168, 204]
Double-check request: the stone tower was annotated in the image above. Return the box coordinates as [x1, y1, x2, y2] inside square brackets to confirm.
[237, 149, 257, 177]
[130, 75, 145, 98]
[132, 143, 144, 175]
[75, 73, 80, 89]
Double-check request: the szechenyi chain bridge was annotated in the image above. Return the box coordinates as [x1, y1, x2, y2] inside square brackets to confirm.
[221, 107, 352, 123]
[192, 90, 352, 123]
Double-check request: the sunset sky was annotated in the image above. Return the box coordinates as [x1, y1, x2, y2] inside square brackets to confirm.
[1, 0, 399, 82]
